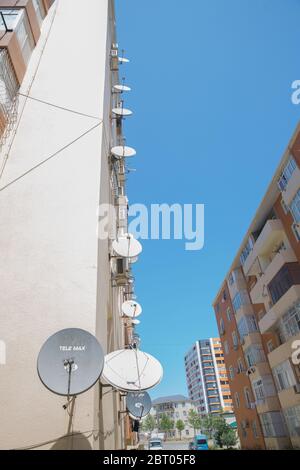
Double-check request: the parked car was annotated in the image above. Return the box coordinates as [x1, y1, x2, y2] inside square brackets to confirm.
[148, 438, 163, 450]
[190, 434, 209, 450]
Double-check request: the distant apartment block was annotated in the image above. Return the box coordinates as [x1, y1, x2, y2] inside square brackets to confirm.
[184, 338, 234, 415]
[151, 395, 196, 439]
[213, 123, 300, 450]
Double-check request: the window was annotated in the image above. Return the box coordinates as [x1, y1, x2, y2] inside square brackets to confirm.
[267, 339, 275, 353]
[219, 318, 225, 335]
[273, 360, 296, 392]
[228, 273, 234, 286]
[278, 156, 297, 191]
[260, 412, 287, 438]
[232, 290, 250, 313]
[240, 425, 247, 438]
[235, 392, 240, 408]
[252, 376, 276, 403]
[240, 237, 254, 265]
[290, 189, 300, 223]
[280, 301, 300, 341]
[0, 9, 34, 65]
[245, 344, 266, 367]
[244, 387, 252, 409]
[226, 307, 232, 322]
[292, 223, 300, 242]
[252, 420, 259, 439]
[224, 341, 229, 355]
[32, 0, 46, 27]
[238, 315, 258, 339]
[281, 198, 289, 214]
[232, 331, 239, 349]
[284, 405, 300, 437]
[237, 358, 244, 373]
[267, 263, 300, 305]
[229, 366, 234, 380]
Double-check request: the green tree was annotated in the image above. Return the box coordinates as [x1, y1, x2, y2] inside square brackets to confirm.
[200, 414, 224, 439]
[220, 426, 238, 449]
[159, 414, 174, 438]
[188, 409, 201, 436]
[176, 419, 185, 440]
[143, 414, 156, 432]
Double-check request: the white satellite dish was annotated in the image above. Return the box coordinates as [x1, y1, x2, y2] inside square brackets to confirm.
[112, 107, 133, 117]
[131, 319, 140, 325]
[102, 349, 163, 391]
[119, 57, 130, 64]
[122, 300, 142, 318]
[114, 84, 131, 93]
[112, 234, 142, 259]
[37, 329, 104, 397]
[111, 146, 136, 159]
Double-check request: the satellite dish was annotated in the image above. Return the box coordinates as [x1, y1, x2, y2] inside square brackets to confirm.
[131, 319, 140, 325]
[126, 391, 152, 419]
[122, 300, 142, 318]
[112, 107, 133, 117]
[111, 146, 136, 159]
[37, 328, 104, 396]
[119, 57, 130, 64]
[114, 84, 131, 93]
[102, 349, 163, 392]
[112, 234, 142, 259]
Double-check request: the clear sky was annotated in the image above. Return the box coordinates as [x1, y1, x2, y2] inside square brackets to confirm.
[115, 0, 300, 399]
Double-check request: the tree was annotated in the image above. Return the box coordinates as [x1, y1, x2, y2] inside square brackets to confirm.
[143, 414, 156, 432]
[176, 420, 185, 440]
[188, 409, 201, 436]
[159, 414, 174, 438]
[220, 426, 238, 449]
[200, 414, 224, 439]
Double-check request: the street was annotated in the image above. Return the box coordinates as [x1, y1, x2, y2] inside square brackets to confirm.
[162, 441, 189, 450]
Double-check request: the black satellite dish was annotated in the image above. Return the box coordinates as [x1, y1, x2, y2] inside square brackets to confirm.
[37, 328, 104, 397]
[126, 391, 152, 419]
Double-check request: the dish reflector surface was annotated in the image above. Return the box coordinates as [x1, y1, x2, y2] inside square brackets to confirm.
[102, 349, 163, 391]
[37, 328, 104, 396]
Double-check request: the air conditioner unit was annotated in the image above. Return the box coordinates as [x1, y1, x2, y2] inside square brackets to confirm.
[246, 366, 256, 376]
[293, 383, 300, 394]
[250, 402, 256, 410]
[111, 49, 118, 57]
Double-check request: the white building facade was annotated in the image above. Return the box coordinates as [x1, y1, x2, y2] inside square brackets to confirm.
[151, 395, 196, 439]
[0, 0, 138, 450]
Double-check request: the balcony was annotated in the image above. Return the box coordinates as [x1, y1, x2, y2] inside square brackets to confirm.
[242, 332, 262, 351]
[259, 284, 300, 334]
[250, 248, 297, 305]
[255, 396, 281, 414]
[0, 48, 19, 146]
[278, 155, 300, 207]
[235, 303, 255, 324]
[242, 220, 284, 276]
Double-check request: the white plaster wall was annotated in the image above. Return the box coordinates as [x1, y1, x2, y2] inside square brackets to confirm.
[0, 0, 123, 450]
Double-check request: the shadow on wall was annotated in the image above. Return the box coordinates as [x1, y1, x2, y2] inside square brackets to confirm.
[51, 432, 92, 450]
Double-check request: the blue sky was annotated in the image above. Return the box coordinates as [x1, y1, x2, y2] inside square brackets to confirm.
[115, 0, 300, 398]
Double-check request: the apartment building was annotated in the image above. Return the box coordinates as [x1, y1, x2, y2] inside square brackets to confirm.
[185, 338, 234, 416]
[151, 395, 196, 439]
[213, 123, 300, 450]
[0, 0, 143, 450]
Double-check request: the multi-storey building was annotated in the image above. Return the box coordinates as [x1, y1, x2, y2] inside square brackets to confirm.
[185, 338, 233, 416]
[150, 395, 196, 439]
[213, 122, 300, 450]
[0, 0, 147, 450]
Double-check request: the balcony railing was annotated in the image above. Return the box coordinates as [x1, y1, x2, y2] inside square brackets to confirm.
[0, 48, 19, 148]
